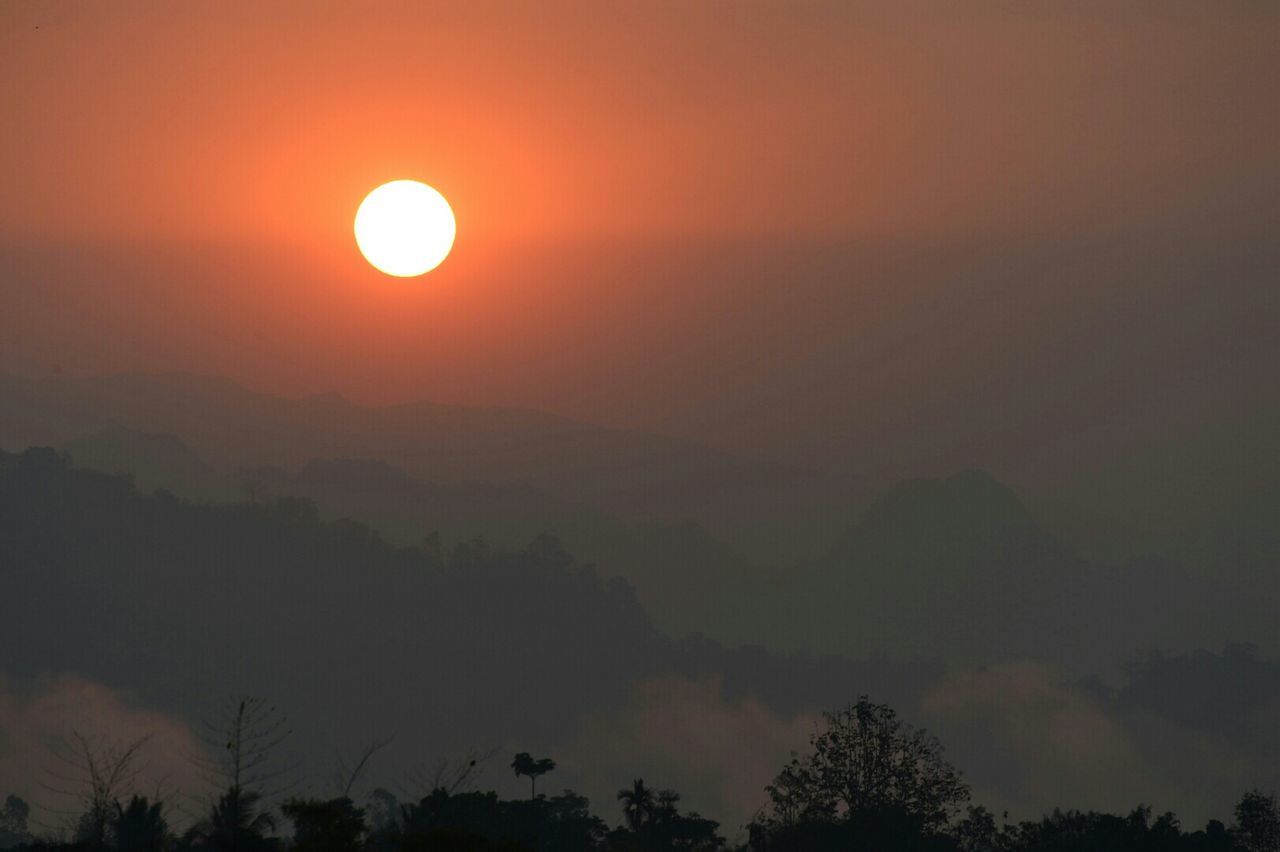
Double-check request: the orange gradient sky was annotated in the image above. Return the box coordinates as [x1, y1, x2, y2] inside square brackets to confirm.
[2, 2, 1277, 497]
[5, 3, 1275, 249]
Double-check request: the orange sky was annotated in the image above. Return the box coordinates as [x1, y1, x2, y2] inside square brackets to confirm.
[2, 2, 1277, 495]
[5, 3, 1274, 249]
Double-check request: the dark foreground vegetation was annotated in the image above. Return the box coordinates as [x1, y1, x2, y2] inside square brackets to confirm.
[2, 695, 1275, 852]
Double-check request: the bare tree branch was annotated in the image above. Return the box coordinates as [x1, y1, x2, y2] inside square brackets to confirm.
[189, 696, 297, 804]
[36, 730, 151, 845]
[397, 746, 497, 801]
[336, 736, 396, 798]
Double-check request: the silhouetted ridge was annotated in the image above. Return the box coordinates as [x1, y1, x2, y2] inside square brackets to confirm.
[0, 446, 656, 745]
[63, 423, 215, 494]
[293, 458, 424, 496]
[0, 371, 833, 534]
[834, 470, 1037, 559]
[0, 446, 934, 783]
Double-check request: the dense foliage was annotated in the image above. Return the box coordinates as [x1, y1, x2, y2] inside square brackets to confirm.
[2, 717, 1275, 852]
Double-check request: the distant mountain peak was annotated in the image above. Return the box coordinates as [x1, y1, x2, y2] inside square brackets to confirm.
[61, 423, 213, 492]
[831, 470, 1038, 559]
[877, 469, 1029, 519]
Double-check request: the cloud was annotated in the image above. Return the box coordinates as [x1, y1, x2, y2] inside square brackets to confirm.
[920, 660, 1272, 826]
[554, 674, 820, 836]
[0, 673, 207, 836]
[921, 662, 1149, 816]
[551, 660, 1277, 834]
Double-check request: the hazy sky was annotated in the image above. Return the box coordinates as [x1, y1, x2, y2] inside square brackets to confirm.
[2, 2, 1276, 496]
[5, 2, 1275, 244]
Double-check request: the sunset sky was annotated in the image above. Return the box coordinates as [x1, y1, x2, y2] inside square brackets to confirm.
[3, 1, 1277, 498]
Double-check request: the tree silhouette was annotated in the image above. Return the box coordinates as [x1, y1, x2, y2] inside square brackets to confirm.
[0, 794, 32, 848]
[1236, 789, 1280, 852]
[611, 783, 722, 851]
[617, 779, 655, 833]
[334, 737, 395, 798]
[281, 797, 366, 852]
[190, 786, 276, 852]
[954, 805, 1003, 852]
[185, 698, 292, 852]
[194, 697, 294, 802]
[401, 747, 493, 801]
[112, 796, 168, 852]
[757, 697, 968, 842]
[41, 731, 150, 850]
[510, 753, 556, 800]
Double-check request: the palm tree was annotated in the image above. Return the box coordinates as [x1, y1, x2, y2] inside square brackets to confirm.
[112, 796, 168, 852]
[510, 753, 556, 800]
[656, 789, 680, 818]
[199, 786, 275, 852]
[617, 779, 655, 832]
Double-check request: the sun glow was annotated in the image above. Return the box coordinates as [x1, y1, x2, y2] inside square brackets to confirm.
[354, 180, 456, 277]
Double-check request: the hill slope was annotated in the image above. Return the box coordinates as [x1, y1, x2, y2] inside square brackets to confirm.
[704, 472, 1279, 670]
[0, 371, 853, 561]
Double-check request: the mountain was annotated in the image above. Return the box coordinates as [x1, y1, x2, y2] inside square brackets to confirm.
[0, 446, 935, 724]
[4, 371, 1275, 671]
[255, 456, 762, 638]
[62, 423, 227, 499]
[12, 418, 760, 640]
[0, 371, 853, 561]
[0, 447, 939, 821]
[702, 471, 1280, 671]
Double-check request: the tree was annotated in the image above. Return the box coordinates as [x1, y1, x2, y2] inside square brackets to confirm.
[510, 753, 556, 800]
[282, 797, 367, 852]
[665, 811, 723, 851]
[194, 696, 294, 801]
[334, 736, 395, 799]
[112, 796, 168, 852]
[192, 786, 277, 852]
[538, 791, 610, 852]
[757, 697, 968, 838]
[365, 788, 401, 836]
[650, 790, 722, 851]
[401, 747, 494, 801]
[954, 805, 1007, 852]
[398, 789, 502, 846]
[611, 784, 721, 851]
[189, 697, 292, 852]
[42, 731, 151, 850]
[617, 780, 655, 833]
[0, 795, 32, 849]
[237, 471, 267, 506]
[655, 790, 680, 820]
[1236, 790, 1280, 852]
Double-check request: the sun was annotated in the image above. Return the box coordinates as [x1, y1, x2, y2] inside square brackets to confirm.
[354, 180, 456, 277]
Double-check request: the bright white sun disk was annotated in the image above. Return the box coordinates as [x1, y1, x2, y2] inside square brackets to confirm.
[354, 180, 456, 277]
